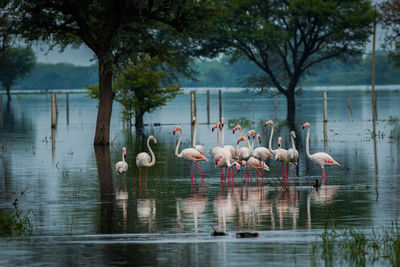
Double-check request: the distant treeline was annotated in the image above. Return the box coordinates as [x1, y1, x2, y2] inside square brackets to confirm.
[15, 51, 400, 89]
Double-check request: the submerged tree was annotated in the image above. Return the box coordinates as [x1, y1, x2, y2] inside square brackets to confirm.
[212, 0, 375, 128]
[114, 55, 182, 132]
[10, 0, 215, 145]
[0, 47, 35, 100]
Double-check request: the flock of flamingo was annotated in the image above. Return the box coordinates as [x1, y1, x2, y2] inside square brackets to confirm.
[115, 117, 340, 189]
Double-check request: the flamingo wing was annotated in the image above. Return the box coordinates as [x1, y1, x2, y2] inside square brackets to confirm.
[115, 161, 128, 174]
[136, 152, 151, 167]
[311, 152, 340, 166]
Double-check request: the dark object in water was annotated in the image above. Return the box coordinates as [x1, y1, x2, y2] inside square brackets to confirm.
[236, 232, 259, 238]
[313, 179, 321, 191]
[212, 230, 227, 236]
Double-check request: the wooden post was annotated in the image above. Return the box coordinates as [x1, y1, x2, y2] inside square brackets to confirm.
[323, 92, 328, 151]
[51, 127, 56, 160]
[347, 94, 352, 109]
[55, 92, 58, 115]
[190, 91, 196, 147]
[51, 93, 57, 128]
[66, 93, 69, 125]
[206, 90, 210, 124]
[371, 19, 378, 121]
[323, 92, 328, 122]
[274, 89, 277, 121]
[218, 90, 222, 122]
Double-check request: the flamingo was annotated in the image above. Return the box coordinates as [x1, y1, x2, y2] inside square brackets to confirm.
[221, 117, 238, 159]
[115, 147, 128, 174]
[136, 135, 157, 188]
[192, 116, 205, 155]
[252, 134, 274, 161]
[246, 156, 270, 180]
[275, 136, 289, 188]
[287, 131, 299, 182]
[215, 149, 241, 178]
[173, 126, 208, 184]
[303, 122, 340, 184]
[233, 126, 254, 177]
[211, 122, 224, 158]
[265, 120, 277, 156]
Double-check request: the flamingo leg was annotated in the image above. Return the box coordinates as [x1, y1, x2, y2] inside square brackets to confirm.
[292, 164, 295, 184]
[221, 168, 225, 179]
[139, 168, 142, 189]
[194, 162, 205, 178]
[190, 163, 193, 184]
[281, 162, 285, 187]
[322, 168, 326, 184]
[145, 168, 148, 193]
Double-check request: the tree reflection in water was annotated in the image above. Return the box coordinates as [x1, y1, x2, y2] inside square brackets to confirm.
[95, 146, 114, 234]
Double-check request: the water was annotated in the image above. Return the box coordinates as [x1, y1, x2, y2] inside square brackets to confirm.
[0, 88, 399, 265]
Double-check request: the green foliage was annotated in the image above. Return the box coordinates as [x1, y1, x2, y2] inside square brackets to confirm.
[0, 210, 34, 237]
[311, 221, 400, 266]
[0, 46, 35, 89]
[114, 55, 182, 122]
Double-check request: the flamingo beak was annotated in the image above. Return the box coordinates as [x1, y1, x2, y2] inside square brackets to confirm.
[233, 126, 237, 134]
[302, 125, 305, 129]
[154, 138, 157, 144]
[258, 137, 262, 143]
[173, 128, 177, 134]
[212, 125, 217, 132]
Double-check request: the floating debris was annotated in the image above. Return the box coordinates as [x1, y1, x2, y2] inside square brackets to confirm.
[236, 232, 259, 238]
[211, 230, 227, 236]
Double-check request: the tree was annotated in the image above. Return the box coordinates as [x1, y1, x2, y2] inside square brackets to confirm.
[114, 55, 182, 132]
[379, 0, 400, 67]
[212, 0, 375, 127]
[0, 47, 35, 100]
[10, 0, 215, 145]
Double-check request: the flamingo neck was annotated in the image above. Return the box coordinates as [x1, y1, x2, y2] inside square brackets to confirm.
[306, 126, 311, 158]
[250, 135, 255, 150]
[147, 137, 156, 167]
[246, 133, 251, 148]
[268, 124, 274, 151]
[175, 129, 183, 158]
[291, 135, 296, 150]
[122, 151, 125, 163]
[216, 126, 220, 147]
[222, 125, 225, 147]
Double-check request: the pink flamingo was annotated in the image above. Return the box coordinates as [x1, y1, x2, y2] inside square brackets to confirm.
[252, 134, 274, 161]
[303, 122, 340, 184]
[192, 116, 205, 155]
[265, 120, 277, 156]
[233, 125, 254, 177]
[287, 131, 299, 182]
[221, 117, 238, 159]
[136, 135, 157, 189]
[173, 126, 208, 184]
[275, 136, 289, 188]
[115, 147, 128, 174]
[211, 122, 224, 158]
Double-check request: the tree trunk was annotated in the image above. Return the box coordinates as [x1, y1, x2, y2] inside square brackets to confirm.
[286, 90, 296, 131]
[6, 86, 11, 101]
[135, 111, 144, 133]
[94, 56, 114, 146]
[94, 146, 113, 233]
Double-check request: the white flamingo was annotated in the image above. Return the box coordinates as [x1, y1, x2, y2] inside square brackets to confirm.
[115, 147, 128, 174]
[192, 116, 204, 155]
[173, 126, 208, 183]
[275, 136, 289, 188]
[287, 131, 299, 182]
[211, 122, 224, 157]
[221, 117, 238, 159]
[265, 120, 277, 156]
[303, 122, 340, 184]
[252, 134, 274, 161]
[136, 135, 157, 188]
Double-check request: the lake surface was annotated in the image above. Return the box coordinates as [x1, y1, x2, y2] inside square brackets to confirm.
[0, 88, 399, 266]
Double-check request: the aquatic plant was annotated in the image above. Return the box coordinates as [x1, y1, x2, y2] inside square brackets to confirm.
[310, 221, 400, 266]
[0, 210, 34, 237]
